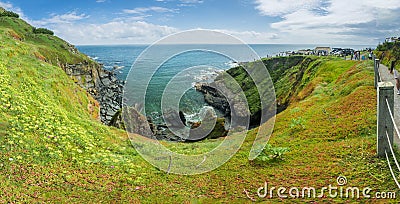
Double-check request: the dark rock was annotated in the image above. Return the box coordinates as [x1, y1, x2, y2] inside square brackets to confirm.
[62, 62, 123, 125]
[101, 78, 111, 86]
[163, 109, 186, 128]
[122, 107, 154, 138]
[189, 117, 228, 141]
[109, 109, 125, 129]
[195, 82, 230, 116]
[179, 111, 186, 126]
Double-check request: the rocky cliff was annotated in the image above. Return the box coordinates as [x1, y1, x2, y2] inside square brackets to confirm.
[195, 56, 319, 127]
[62, 62, 123, 124]
[0, 13, 123, 125]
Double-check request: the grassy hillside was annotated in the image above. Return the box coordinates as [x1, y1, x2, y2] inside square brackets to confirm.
[0, 12, 147, 202]
[0, 16, 95, 66]
[222, 56, 307, 124]
[225, 56, 359, 121]
[0, 12, 398, 203]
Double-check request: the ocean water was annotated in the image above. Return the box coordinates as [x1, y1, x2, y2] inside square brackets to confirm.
[77, 44, 374, 123]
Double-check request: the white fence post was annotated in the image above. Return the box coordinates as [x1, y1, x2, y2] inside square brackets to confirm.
[377, 82, 394, 157]
[374, 58, 380, 89]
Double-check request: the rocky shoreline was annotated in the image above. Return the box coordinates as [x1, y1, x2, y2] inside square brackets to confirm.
[60, 58, 233, 140]
[60, 60, 229, 141]
[61, 62, 123, 124]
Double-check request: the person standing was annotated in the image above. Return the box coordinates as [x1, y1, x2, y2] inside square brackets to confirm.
[392, 61, 400, 95]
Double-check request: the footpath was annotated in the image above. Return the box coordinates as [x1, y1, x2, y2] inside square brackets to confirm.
[378, 63, 400, 148]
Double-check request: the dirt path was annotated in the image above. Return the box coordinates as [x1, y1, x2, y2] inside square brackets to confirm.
[377, 63, 400, 148]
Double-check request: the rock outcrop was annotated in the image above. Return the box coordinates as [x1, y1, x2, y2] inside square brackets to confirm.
[188, 108, 228, 141]
[195, 56, 309, 127]
[195, 83, 230, 116]
[61, 62, 123, 124]
[122, 107, 154, 138]
[114, 106, 229, 142]
[195, 79, 254, 130]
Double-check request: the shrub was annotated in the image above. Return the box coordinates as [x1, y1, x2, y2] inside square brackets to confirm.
[290, 116, 306, 130]
[254, 144, 290, 163]
[0, 10, 19, 18]
[32, 27, 54, 35]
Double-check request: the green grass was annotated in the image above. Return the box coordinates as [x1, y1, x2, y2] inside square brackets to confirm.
[375, 40, 400, 70]
[0, 16, 96, 67]
[0, 13, 399, 203]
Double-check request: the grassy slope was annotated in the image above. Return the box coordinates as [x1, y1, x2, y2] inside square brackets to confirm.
[0, 16, 97, 67]
[0, 15, 398, 203]
[223, 56, 307, 123]
[0, 16, 147, 202]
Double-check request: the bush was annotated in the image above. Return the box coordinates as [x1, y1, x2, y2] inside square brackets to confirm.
[32, 27, 54, 35]
[290, 116, 306, 130]
[254, 144, 290, 163]
[0, 10, 19, 18]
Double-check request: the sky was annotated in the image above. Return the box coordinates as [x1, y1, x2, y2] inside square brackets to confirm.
[0, 0, 399, 45]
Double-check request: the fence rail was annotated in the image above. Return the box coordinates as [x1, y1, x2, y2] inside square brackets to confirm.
[375, 54, 400, 189]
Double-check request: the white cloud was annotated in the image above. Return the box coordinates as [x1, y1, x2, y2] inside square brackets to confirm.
[212, 29, 279, 44]
[152, 28, 279, 44]
[123, 6, 177, 14]
[51, 21, 179, 45]
[48, 12, 89, 23]
[0, 1, 12, 10]
[30, 11, 90, 27]
[0, 1, 26, 19]
[255, 0, 319, 16]
[0, 1, 179, 45]
[178, 0, 204, 7]
[255, 0, 400, 44]
[2, 0, 397, 45]
[180, 0, 204, 3]
[96, 0, 106, 2]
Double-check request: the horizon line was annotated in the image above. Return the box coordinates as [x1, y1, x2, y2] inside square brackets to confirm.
[75, 43, 378, 47]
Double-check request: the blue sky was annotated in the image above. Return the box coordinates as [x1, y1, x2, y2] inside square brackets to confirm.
[1, 0, 399, 45]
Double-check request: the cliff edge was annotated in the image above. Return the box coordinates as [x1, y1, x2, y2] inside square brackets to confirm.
[0, 9, 122, 124]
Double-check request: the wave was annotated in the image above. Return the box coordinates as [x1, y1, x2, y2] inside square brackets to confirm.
[113, 65, 125, 70]
[89, 56, 99, 60]
[192, 68, 224, 83]
[226, 61, 240, 68]
[184, 106, 215, 123]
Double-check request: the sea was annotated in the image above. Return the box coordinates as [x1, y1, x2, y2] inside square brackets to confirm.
[77, 44, 374, 124]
